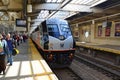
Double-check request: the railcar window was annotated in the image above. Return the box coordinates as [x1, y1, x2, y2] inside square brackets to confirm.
[60, 24, 71, 38]
[47, 24, 60, 38]
[39, 25, 43, 35]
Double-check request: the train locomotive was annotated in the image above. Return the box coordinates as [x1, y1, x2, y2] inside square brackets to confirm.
[31, 18, 75, 68]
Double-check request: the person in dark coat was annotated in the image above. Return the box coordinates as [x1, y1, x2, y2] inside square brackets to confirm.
[6, 33, 14, 66]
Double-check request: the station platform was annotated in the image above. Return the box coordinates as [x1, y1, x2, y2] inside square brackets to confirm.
[76, 42, 120, 55]
[0, 39, 58, 80]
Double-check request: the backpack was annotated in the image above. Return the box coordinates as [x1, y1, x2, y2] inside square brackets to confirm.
[0, 41, 4, 55]
[1, 40, 8, 55]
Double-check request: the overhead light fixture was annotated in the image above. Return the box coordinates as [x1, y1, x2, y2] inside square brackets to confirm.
[27, 4, 32, 13]
[57, 0, 63, 2]
[46, 0, 52, 2]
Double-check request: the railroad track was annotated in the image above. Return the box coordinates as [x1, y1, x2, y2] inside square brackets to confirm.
[52, 67, 82, 80]
[75, 53, 120, 80]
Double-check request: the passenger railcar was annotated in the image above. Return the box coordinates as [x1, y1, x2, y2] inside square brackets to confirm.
[31, 18, 75, 68]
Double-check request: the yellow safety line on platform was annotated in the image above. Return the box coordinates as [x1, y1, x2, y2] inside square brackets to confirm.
[28, 39, 58, 80]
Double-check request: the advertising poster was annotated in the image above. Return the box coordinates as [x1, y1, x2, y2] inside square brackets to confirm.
[105, 27, 111, 36]
[74, 31, 79, 37]
[115, 23, 120, 36]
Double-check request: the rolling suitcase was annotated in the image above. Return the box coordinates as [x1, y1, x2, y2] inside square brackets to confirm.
[0, 54, 6, 75]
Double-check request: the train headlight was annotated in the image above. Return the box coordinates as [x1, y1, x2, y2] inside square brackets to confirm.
[48, 54, 53, 61]
[69, 53, 73, 59]
[59, 35, 65, 40]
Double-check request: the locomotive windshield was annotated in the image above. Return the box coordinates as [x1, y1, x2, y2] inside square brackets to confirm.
[60, 24, 72, 38]
[47, 24, 60, 38]
[47, 24, 71, 39]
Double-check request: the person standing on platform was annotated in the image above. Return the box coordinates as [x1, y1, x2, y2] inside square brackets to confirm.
[20, 35, 23, 43]
[6, 33, 14, 66]
[12, 33, 17, 48]
[23, 33, 27, 43]
[16, 34, 20, 46]
[0, 34, 7, 74]
[2, 32, 6, 39]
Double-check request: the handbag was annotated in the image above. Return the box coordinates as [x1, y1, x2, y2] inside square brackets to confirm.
[12, 48, 19, 56]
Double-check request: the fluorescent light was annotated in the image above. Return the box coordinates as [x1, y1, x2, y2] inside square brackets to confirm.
[46, 0, 51, 2]
[71, 0, 77, 3]
[79, 0, 88, 4]
[57, 0, 63, 2]
[83, 0, 94, 4]
[38, 10, 49, 19]
[52, 0, 57, 2]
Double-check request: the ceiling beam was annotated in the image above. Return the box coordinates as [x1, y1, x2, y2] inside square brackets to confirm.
[33, 3, 60, 11]
[61, 4, 92, 12]
[33, 3, 92, 12]
[27, 13, 38, 17]
[31, 18, 45, 22]
[0, 6, 22, 12]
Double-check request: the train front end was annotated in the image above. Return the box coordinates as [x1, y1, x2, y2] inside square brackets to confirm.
[44, 19, 75, 68]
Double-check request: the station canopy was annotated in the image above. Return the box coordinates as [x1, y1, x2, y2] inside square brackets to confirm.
[32, 0, 107, 25]
[30, 0, 107, 32]
[0, 0, 119, 33]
